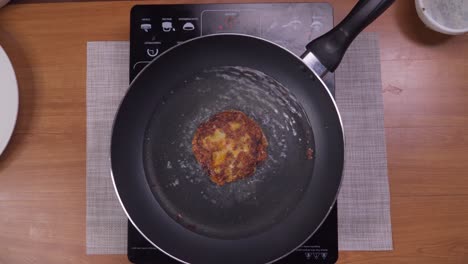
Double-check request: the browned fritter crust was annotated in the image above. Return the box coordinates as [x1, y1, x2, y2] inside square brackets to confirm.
[192, 110, 268, 185]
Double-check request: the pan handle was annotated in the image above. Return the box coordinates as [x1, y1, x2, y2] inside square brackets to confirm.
[301, 0, 395, 77]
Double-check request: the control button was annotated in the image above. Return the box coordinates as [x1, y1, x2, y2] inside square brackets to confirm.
[221, 13, 241, 30]
[162, 22, 175, 32]
[282, 19, 303, 30]
[182, 22, 195, 31]
[147, 48, 159, 57]
[310, 21, 323, 32]
[140, 23, 152, 32]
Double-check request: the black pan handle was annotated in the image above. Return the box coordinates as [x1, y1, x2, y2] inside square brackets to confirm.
[303, 0, 395, 74]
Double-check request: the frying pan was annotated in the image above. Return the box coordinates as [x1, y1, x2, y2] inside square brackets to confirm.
[111, 1, 394, 263]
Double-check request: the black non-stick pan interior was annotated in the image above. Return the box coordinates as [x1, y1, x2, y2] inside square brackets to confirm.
[144, 65, 316, 239]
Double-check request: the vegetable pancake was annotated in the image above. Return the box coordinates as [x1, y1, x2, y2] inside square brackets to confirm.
[192, 110, 268, 185]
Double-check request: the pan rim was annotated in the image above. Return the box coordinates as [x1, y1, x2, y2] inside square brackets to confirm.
[110, 32, 345, 264]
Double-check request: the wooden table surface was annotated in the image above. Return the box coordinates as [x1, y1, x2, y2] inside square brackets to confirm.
[0, 0, 467, 263]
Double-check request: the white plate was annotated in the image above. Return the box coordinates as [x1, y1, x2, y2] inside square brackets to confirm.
[0, 45, 19, 156]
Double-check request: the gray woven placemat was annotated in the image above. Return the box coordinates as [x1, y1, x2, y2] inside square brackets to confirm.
[86, 42, 129, 254]
[335, 34, 392, 251]
[86, 33, 393, 255]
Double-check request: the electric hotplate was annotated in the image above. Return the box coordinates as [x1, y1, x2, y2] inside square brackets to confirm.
[129, 3, 338, 264]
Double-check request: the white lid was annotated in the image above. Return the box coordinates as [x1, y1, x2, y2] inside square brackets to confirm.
[415, 0, 468, 35]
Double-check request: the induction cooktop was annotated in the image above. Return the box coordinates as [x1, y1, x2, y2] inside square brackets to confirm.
[128, 3, 338, 264]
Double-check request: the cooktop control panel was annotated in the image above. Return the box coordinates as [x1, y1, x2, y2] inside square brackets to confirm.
[130, 3, 334, 91]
